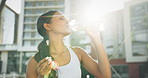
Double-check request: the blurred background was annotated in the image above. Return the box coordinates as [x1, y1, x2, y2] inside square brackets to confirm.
[0, 0, 148, 78]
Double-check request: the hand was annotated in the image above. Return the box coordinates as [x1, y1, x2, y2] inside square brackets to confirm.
[36, 57, 53, 76]
[84, 24, 101, 39]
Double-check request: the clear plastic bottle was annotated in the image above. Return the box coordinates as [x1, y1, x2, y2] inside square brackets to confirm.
[86, 75, 90, 78]
[68, 19, 105, 32]
[68, 19, 85, 31]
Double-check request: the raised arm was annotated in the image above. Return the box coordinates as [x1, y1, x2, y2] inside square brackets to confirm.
[90, 32, 111, 78]
[79, 26, 111, 78]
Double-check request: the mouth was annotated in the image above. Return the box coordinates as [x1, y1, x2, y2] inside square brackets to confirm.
[66, 24, 70, 27]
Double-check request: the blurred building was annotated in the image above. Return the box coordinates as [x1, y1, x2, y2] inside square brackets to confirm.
[0, 0, 147, 78]
[0, 0, 19, 76]
[70, 0, 148, 78]
[0, 0, 68, 77]
[123, 0, 148, 78]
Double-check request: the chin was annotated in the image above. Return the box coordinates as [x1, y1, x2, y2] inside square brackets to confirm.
[63, 30, 71, 36]
[65, 31, 71, 36]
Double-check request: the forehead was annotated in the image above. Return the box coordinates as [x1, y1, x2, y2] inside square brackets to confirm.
[52, 12, 64, 18]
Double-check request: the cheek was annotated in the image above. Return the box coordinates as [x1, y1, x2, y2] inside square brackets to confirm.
[53, 21, 65, 27]
[51, 21, 68, 33]
[51, 24, 65, 33]
[54, 22, 66, 29]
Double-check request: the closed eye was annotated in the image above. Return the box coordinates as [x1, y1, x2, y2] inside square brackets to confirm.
[59, 16, 67, 20]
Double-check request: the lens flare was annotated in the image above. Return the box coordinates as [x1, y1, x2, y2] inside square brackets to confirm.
[51, 61, 59, 70]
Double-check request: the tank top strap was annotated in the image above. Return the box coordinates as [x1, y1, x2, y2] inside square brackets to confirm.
[57, 46, 81, 78]
[67, 46, 80, 64]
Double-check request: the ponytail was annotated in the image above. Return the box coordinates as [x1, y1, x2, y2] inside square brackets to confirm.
[35, 10, 58, 78]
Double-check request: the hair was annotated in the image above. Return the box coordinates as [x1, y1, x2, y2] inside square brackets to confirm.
[37, 10, 58, 78]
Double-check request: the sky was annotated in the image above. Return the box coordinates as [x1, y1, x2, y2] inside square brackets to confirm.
[5, 0, 132, 14]
[92, 0, 124, 14]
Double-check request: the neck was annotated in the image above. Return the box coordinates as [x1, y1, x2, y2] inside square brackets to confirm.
[48, 35, 67, 55]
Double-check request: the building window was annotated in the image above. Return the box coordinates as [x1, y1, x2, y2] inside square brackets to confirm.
[139, 63, 148, 78]
[0, 6, 17, 44]
[21, 0, 65, 49]
[47, 1, 56, 6]
[103, 10, 125, 59]
[57, 1, 64, 6]
[124, 0, 148, 62]
[130, 2, 148, 56]
[21, 52, 36, 74]
[7, 52, 19, 74]
[112, 65, 129, 78]
[35, 2, 45, 6]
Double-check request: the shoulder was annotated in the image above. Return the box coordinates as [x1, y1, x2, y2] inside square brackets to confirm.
[27, 52, 40, 65]
[71, 46, 86, 53]
[26, 56, 38, 71]
[26, 56, 38, 78]
[27, 56, 38, 66]
[70, 46, 88, 62]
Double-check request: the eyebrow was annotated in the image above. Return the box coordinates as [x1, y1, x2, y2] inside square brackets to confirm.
[41, 15, 63, 18]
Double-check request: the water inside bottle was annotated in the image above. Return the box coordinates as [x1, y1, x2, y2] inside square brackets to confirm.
[68, 19, 85, 31]
[68, 19, 77, 31]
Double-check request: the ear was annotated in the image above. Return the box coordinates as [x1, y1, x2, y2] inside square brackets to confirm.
[43, 23, 52, 31]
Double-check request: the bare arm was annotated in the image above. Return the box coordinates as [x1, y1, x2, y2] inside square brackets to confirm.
[77, 47, 104, 78]
[26, 56, 53, 78]
[26, 56, 38, 78]
[79, 27, 111, 78]
[74, 46, 110, 78]
[90, 33, 111, 78]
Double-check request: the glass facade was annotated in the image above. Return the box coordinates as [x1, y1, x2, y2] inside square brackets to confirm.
[21, 52, 36, 74]
[103, 10, 125, 59]
[23, 0, 65, 47]
[7, 52, 19, 74]
[0, 0, 147, 78]
[0, 7, 17, 44]
[130, 2, 148, 56]
[112, 65, 129, 78]
[0, 0, 66, 75]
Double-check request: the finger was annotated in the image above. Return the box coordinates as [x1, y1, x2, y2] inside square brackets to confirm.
[38, 61, 53, 75]
[37, 65, 44, 74]
[39, 58, 52, 69]
[44, 63, 53, 73]
[36, 57, 48, 68]
[36, 57, 51, 68]
[37, 59, 52, 74]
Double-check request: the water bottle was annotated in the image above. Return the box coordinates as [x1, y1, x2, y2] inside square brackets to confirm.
[68, 19, 85, 31]
[68, 19, 105, 32]
[86, 75, 90, 78]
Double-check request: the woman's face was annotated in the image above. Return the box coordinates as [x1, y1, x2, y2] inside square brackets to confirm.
[49, 12, 71, 36]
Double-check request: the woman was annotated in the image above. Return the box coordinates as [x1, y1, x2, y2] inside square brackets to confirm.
[26, 10, 111, 78]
